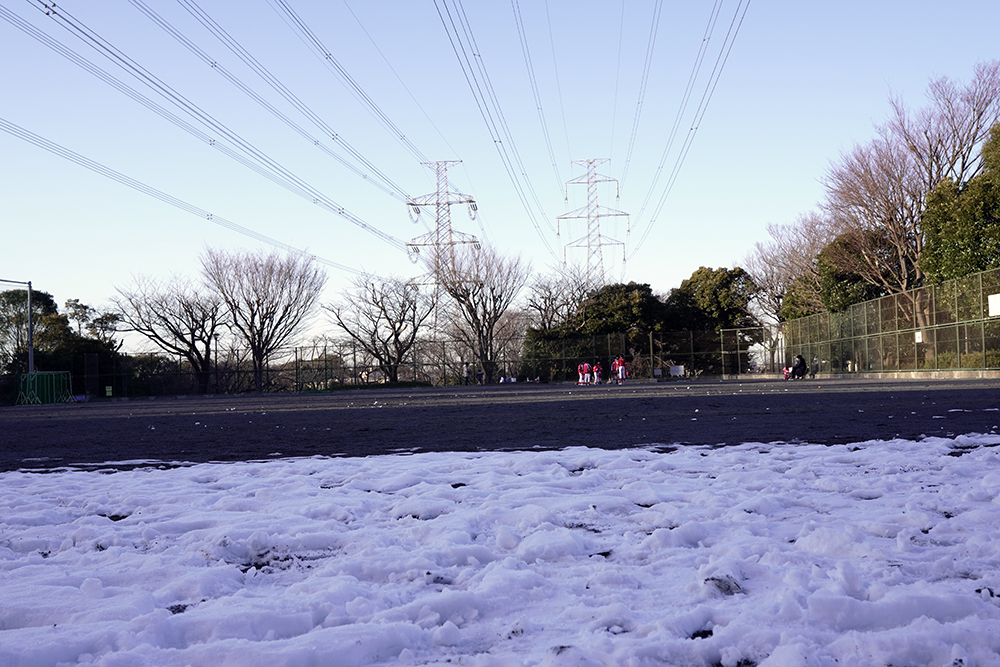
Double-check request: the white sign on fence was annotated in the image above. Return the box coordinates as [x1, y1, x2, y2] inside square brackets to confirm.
[989, 293, 1000, 317]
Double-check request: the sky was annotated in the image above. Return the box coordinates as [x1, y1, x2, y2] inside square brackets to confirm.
[2, 0, 1000, 348]
[4, 433, 1000, 665]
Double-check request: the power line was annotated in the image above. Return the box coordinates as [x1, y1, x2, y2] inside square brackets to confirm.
[340, 0, 463, 163]
[617, 0, 664, 195]
[165, 0, 409, 201]
[629, 0, 751, 258]
[543, 0, 572, 163]
[432, 0, 558, 259]
[16, 1, 408, 252]
[608, 0, 626, 161]
[631, 0, 724, 225]
[511, 0, 562, 195]
[0, 116, 360, 274]
[265, 0, 430, 164]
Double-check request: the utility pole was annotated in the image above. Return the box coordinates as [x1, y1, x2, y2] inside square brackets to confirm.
[557, 159, 629, 289]
[406, 161, 479, 280]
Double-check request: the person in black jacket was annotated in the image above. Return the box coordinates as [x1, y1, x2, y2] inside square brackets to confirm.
[790, 355, 807, 379]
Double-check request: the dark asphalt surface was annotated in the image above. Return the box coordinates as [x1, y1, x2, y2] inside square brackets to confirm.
[1, 377, 999, 471]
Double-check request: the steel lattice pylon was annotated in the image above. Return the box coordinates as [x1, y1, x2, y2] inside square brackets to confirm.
[557, 159, 629, 288]
[406, 161, 479, 279]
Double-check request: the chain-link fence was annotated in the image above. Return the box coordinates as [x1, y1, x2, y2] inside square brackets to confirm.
[8, 271, 998, 403]
[720, 326, 784, 375]
[783, 267, 1000, 373]
[3, 327, 776, 403]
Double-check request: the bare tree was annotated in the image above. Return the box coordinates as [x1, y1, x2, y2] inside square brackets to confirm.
[526, 273, 567, 332]
[114, 276, 226, 394]
[202, 248, 327, 392]
[823, 61, 1000, 297]
[435, 245, 530, 384]
[824, 133, 926, 295]
[525, 263, 591, 331]
[744, 212, 837, 323]
[887, 60, 1000, 196]
[326, 274, 436, 383]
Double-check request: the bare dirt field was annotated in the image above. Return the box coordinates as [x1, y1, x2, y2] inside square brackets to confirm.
[2, 377, 999, 472]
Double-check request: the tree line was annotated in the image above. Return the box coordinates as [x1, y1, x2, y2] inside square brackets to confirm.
[1, 244, 759, 399]
[744, 61, 1000, 323]
[0, 249, 326, 399]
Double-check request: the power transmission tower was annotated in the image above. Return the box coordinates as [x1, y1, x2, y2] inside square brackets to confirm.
[406, 161, 479, 280]
[557, 159, 629, 288]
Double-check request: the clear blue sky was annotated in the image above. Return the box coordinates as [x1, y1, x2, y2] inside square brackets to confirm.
[2, 1, 999, 347]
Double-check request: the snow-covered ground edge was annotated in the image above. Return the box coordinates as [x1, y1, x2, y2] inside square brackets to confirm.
[4, 435, 1000, 666]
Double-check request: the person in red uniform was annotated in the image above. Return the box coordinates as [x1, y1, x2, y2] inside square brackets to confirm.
[613, 356, 627, 384]
[592, 361, 603, 385]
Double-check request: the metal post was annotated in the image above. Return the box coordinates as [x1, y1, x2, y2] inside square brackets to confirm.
[720, 330, 725, 376]
[213, 333, 219, 393]
[26, 281, 34, 374]
[649, 331, 653, 380]
[736, 329, 741, 376]
[981, 272, 987, 370]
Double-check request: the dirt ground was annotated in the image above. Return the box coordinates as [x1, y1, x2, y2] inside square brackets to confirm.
[2, 377, 999, 472]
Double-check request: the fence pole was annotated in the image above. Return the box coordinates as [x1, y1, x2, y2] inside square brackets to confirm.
[720, 331, 725, 376]
[649, 331, 653, 379]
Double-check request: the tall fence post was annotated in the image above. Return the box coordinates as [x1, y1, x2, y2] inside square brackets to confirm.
[720, 331, 725, 376]
[649, 331, 653, 379]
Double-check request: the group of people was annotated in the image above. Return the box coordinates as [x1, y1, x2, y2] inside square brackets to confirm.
[577, 356, 628, 385]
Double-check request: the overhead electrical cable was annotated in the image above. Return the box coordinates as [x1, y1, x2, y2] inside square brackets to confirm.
[124, 0, 407, 202]
[543, 0, 572, 163]
[432, 0, 557, 258]
[608, 0, 626, 161]
[168, 0, 408, 201]
[617, 0, 664, 194]
[511, 0, 562, 194]
[631, 0, 724, 224]
[340, 0, 463, 162]
[265, 0, 429, 164]
[452, 0, 554, 236]
[630, 0, 751, 258]
[18, 0, 408, 252]
[0, 116, 359, 274]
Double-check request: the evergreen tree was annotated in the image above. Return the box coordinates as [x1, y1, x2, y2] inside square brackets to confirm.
[570, 282, 666, 335]
[921, 124, 1000, 284]
[663, 267, 760, 332]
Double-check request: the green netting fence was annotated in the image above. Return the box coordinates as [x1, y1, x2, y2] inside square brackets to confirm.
[783, 267, 1000, 373]
[16, 371, 73, 405]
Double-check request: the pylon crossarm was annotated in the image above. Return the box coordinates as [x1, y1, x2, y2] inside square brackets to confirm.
[406, 191, 474, 207]
[559, 207, 628, 222]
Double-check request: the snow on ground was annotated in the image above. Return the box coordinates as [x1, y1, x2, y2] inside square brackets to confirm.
[4, 435, 1000, 666]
